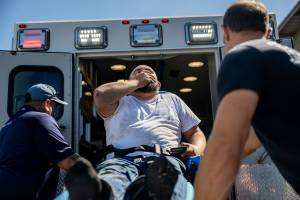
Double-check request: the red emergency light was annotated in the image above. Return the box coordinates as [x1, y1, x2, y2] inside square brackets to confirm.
[161, 19, 169, 23]
[122, 20, 130, 25]
[142, 19, 150, 24]
[18, 24, 27, 29]
[23, 39, 43, 48]
[17, 29, 50, 51]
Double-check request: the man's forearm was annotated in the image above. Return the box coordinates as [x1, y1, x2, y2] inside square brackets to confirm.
[194, 90, 258, 199]
[183, 127, 206, 156]
[189, 131, 206, 155]
[194, 134, 243, 200]
[94, 80, 139, 105]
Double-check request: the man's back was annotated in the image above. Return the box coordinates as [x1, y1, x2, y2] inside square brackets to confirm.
[0, 106, 58, 198]
[218, 39, 300, 193]
[0, 106, 72, 199]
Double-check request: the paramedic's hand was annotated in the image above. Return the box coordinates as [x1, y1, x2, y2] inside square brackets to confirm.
[180, 142, 201, 158]
[134, 70, 156, 88]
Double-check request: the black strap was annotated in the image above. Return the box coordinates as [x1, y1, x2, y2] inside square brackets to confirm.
[96, 144, 187, 160]
[114, 145, 158, 157]
[94, 144, 116, 161]
[97, 144, 163, 158]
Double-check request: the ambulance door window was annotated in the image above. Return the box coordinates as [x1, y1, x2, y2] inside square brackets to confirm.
[8, 66, 64, 119]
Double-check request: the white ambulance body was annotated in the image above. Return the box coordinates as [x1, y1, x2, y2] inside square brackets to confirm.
[1, 15, 235, 151]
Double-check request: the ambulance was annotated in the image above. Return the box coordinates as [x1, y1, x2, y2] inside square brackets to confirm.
[1, 14, 296, 199]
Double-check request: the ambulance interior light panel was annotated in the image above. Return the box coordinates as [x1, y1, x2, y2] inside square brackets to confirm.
[185, 22, 217, 45]
[130, 24, 163, 47]
[75, 27, 107, 49]
[17, 29, 50, 51]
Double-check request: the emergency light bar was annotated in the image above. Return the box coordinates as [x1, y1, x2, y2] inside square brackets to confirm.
[130, 24, 163, 47]
[17, 29, 50, 51]
[185, 22, 217, 45]
[75, 27, 107, 49]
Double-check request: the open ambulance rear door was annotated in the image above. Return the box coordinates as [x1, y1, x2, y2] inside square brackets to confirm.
[0, 51, 74, 146]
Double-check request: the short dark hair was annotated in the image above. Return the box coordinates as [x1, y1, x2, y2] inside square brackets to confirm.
[223, 1, 269, 33]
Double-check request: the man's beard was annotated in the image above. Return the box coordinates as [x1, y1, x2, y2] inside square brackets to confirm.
[136, 82, 159, 93]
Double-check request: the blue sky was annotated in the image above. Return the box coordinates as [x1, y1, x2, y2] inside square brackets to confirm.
[0, 0, 298, 50]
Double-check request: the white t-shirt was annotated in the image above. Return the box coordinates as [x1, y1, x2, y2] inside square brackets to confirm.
[102, 92, 201, 157]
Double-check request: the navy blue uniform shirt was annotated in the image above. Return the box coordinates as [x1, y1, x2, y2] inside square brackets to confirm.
[0, 105, 74, 199]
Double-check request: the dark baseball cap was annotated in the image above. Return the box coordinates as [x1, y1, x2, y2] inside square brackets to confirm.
[26, 83, 68, 105]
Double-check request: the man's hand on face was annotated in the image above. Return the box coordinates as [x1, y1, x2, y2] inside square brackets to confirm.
[134, 70, 157, 89]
